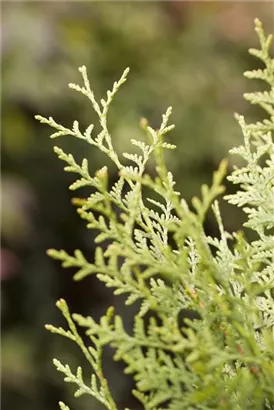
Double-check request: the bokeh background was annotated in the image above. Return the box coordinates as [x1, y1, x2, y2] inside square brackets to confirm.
[1, 2, 273, 410]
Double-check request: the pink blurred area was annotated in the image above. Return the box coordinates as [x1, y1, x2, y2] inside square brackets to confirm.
[1, 248, 20, 281]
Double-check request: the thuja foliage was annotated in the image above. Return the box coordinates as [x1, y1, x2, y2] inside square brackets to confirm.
[36, 20, 274, 410]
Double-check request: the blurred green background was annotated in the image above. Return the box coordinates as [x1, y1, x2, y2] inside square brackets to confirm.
[1, 2, 273, 410]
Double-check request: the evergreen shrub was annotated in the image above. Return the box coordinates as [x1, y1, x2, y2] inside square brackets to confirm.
[36, 19, 274, 410]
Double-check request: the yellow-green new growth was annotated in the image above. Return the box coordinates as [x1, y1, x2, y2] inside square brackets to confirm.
[36, 19, 274, 410]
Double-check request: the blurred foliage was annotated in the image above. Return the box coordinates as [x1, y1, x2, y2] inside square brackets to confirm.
[1, 2, 273, 410]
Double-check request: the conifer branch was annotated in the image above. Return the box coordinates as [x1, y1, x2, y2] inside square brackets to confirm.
[36, 19, 274, 410]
